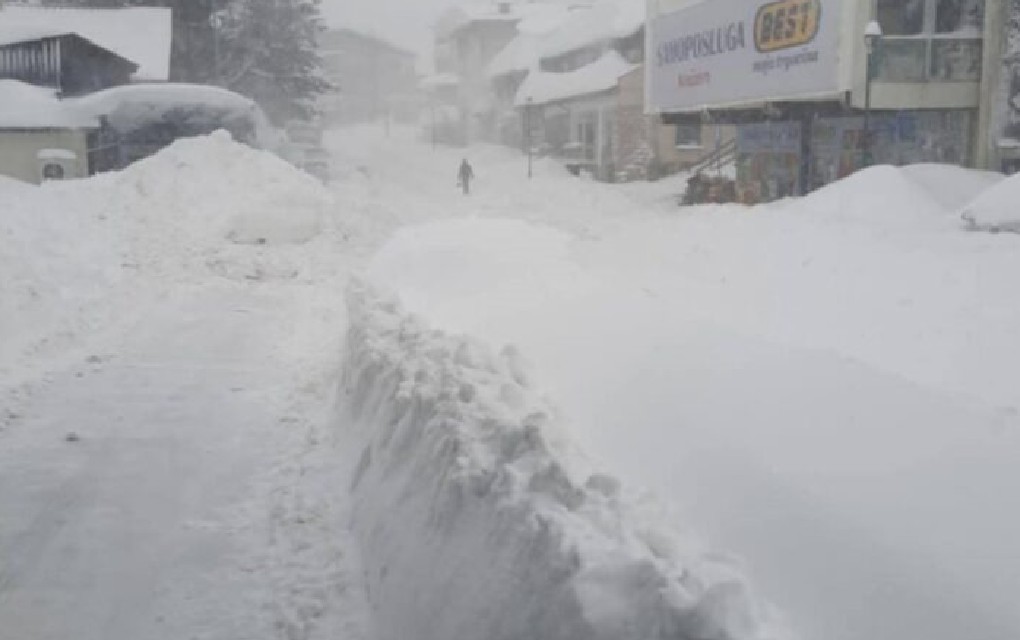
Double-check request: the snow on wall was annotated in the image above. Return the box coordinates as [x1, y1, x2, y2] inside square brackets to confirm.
[340, 278, 786, 640]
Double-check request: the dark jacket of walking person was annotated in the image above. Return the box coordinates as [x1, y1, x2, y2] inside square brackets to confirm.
[458, 159, 474, 195]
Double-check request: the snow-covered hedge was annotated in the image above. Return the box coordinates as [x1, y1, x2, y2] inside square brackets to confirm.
[341, 278, 784, 640]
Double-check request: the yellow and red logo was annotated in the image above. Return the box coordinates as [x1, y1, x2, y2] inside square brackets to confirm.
[754, 0, 822, 53]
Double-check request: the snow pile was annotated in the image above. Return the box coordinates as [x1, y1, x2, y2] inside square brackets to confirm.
[793, 165, 943, 224]
[898, 163, 1003, 210]
[1, 131, 338, 379]
[960, 171, 1020, 232]
[341, 278, 786, 640]
[100, 130, 330, 247]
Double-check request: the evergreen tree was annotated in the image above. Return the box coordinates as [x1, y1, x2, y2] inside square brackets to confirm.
[209, 0, 331, 123]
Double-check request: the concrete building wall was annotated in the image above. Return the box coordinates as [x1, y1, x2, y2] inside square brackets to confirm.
[0, 129, 90, 184]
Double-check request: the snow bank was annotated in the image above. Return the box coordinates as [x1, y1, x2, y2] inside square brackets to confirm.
[100, 130, 329, 246]
[794, 165, 943, 223]
[960, 171, 1020, 232]
[898, 163, 1003, 211]
[340, 278, 785, 640]
[1, 130, 338, 380]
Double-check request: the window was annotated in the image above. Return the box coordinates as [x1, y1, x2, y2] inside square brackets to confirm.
[877, 0, 924, 35]
[42, 163, 65, 180]
[874, 0, 984, 82]
[675, 124, 702, 148]
[935, 0, 984, 34]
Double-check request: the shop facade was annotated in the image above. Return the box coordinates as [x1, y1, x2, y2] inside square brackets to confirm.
[647, 0, 992, 203]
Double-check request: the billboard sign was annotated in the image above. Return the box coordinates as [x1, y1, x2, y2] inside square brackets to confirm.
[648, 0, 845, 112]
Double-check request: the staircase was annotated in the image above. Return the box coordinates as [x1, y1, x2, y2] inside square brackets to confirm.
[688, 138, 737, 175]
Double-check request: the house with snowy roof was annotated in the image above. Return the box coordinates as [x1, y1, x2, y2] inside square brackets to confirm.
[0, 5, 268, 184]
[0, 4, 172, 182]
[434, 0, 571, 143]
[490, 0, 730, 181]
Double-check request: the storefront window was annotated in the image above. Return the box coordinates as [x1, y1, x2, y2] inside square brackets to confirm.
[930, 39, 983, 80]
[876, 39, 928, 82]
[877, 0, 924, 35]
[875, 0, 984, 82]
[935, 0, 984, 34]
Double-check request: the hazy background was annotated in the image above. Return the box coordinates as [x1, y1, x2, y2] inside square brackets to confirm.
[320, 0, 456, 66]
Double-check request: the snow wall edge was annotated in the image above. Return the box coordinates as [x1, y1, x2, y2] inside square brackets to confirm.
[340, 277, 786, 640]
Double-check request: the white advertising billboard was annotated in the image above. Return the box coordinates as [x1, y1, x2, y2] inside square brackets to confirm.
[648, 0, 845, 112]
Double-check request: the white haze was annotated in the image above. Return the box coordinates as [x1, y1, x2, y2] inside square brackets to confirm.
[320, 0, 457, 64]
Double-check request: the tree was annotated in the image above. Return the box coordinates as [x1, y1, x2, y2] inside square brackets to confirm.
[210, 0, 331, 123]
[34, 0, 330, 123]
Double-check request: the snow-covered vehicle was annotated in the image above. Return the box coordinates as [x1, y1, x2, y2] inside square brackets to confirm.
[71, 83, 277, 173]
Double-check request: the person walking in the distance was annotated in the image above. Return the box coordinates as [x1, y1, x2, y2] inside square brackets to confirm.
[457, 158, 474, 195]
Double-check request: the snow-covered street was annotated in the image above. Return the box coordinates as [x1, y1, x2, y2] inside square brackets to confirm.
[3, 124, 1020, 640]
[0, 285, 367, 640]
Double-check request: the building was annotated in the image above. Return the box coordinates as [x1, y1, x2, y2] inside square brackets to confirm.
[0, 32, 139, 96]
[318, 28, 419, 126]
[434, 0, 533, 142]
[0, 4, 172, 82]
[502, 0, 730, 180]
[0, 5, 264, 184]
[647, 0, 1007, 203]
[0, 79, 97, 182]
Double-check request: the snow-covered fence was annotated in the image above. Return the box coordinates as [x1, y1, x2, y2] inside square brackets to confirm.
[340, 278, 784, 640]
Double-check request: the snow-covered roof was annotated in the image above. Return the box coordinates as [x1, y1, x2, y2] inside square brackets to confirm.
[0, 6, 172, 81]
[539, 0, 643, 59]
[436, 1, 523, 39]
[486, 4, 577, 78]
[515, 49, 635, 106]
[0, 80, 99, 129]
[71, 83, 257, 132]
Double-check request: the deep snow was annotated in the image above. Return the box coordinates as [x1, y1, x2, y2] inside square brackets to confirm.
[0, 131, 368, 639]
[333, 126, 1020, 640]
[4, 122, 1020, 640]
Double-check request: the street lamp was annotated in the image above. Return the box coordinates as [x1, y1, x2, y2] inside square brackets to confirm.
[863, 20, 883, 168]
[526, 96, 534, 179]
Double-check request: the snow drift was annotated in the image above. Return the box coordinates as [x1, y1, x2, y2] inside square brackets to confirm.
[1, 131, 338, 380]
[960, 171, 1020, 232]
[340, 278, 785, 640]
[99, 130, 329, 246]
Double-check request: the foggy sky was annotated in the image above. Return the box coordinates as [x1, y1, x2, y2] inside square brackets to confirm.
[320, 0, 458, 69]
